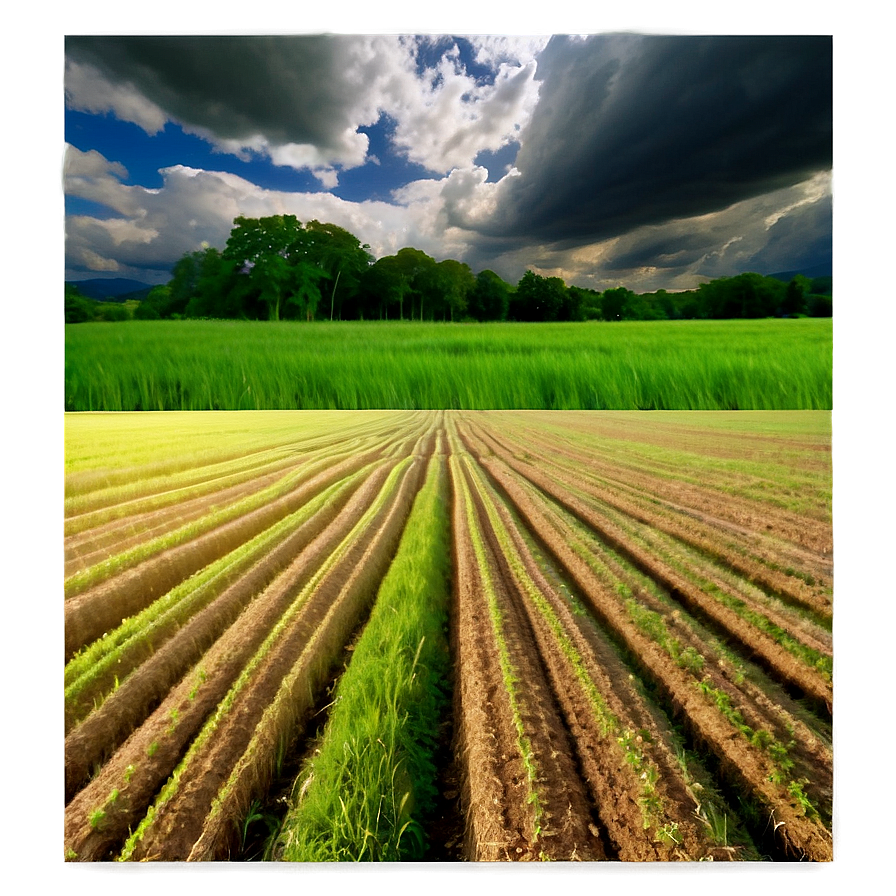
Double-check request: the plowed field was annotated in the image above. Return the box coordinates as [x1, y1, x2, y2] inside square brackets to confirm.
[64, 409, 832, 862]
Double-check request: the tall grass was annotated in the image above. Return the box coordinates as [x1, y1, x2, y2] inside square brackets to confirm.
[65, 319, 832, 411]
[276, 454, 452, 862]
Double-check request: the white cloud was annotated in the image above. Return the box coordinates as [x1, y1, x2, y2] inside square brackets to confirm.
[384, 45, 541, 173]
[65, 59, 168, 135]
[65, 36, 543, 179]
[469, 36, 550, 69]
[65, 139, 529, 283]
[63, 144, 144, 217]
[79, 248, 120, 272]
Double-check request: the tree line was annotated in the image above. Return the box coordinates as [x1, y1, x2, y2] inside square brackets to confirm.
[65, 214, 833, 324]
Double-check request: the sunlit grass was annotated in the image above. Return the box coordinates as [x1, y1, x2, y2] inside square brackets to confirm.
[276, 455, 452, 861]
[65, 319, 832, 411]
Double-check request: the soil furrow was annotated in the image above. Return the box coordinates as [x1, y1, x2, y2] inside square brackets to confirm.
[128, 441, 431, 861]
[63, 440, 401, 661]
[488, 413, 832, 552]
[460, 422, 833, 710]
[451, 422, 832, 861]
[472, 417, 831, 614]
[63, 455, 404, 844]
[465, 456, 739, 860]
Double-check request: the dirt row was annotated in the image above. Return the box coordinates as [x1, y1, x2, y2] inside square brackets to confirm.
[477, 416, 833, 592]
[450, 419, 832, 860]
[63, 427, 429, 660]
[459, 420, 833, 707]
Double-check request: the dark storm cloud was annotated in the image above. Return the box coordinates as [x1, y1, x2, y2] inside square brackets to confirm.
[486, 34, 832, 245]
[65, 35, 392, 158]
[599, 230, 716, 272]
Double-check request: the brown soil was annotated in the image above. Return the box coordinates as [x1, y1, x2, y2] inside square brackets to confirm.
[474, 418, 832, 610]
[462, 426, 833, 709]
[64, 442, 395, 660]
[64, 455, 404, 849]
[488, 412, 832, 546]
[64, 456, 309, 577]
[474, 464, 732, 860]
[128, 443, 431, 861]
[64, 410, 833, 864]
[63, 458, 392, 792]
[454, 427, 832, 861]
[185, 429, 439, 861]
[449, 453, 605, 861]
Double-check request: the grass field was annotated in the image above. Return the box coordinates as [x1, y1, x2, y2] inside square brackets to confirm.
[64, 409, 832, 862]
[64, 318, 832, 411]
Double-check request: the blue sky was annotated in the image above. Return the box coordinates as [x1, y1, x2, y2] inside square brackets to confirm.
[64, 32, 832, 290]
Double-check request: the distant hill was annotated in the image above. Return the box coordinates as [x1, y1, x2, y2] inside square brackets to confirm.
[67, 278, 154, 301]
[767, 263, 832, 283]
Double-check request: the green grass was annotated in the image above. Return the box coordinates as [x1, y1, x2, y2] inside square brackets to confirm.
[276, 454, 452, 861]
[65, 319, 832, 411]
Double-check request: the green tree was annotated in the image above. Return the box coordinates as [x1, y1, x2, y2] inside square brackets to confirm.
[782, 275, 811, 316]
[416, 258, 474, 321]
[512, 270, 569, 321]
[468, 270, 511, 321]
[360, 255, 411, 319]
[394, 248, 436, 320]
[600, 286, 635, 321]
[65, 284, 96, 323]
[94, 301, 130, 322]
[168, 251, 208, 316]
[304, 220, 372, 320]
[223, 215, 310, 321]
[135, 285, 169, 319]
[807, 293, 833, 317]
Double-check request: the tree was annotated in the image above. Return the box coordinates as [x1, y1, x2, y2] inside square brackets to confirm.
[65, 284, 95, 323]
[135, 285, 169, 319]
[782, 275, 811, 316]
[512, 270, 569, 321]
[361, 255, 411, 320]
[223, 215, 310, 321]
[416, 259, 474, 321]
[468, 270, 511, 321]
[393, 248, 436, 320]
[600, 286, 635, 321]
[304, 220, 372, 320]
[168, 252, 204, 316]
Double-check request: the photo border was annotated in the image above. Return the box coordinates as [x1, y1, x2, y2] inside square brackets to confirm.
[0, 0, 896, 896]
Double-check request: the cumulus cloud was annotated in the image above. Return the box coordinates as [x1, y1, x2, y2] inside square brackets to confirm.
[469, 36, 549, 69]
[385, 44, 541, 173]
[64, 146, 494, 281]
[65, 35, 543, 180]
[64, 145, 142, 216]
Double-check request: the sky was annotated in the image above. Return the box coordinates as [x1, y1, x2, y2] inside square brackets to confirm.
[63, 32, 832, 292]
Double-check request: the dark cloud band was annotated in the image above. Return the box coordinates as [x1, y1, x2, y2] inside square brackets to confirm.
[486, 34, 832, 245]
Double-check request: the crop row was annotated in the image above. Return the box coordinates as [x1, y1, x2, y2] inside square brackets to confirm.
[64, 409, 832, 862]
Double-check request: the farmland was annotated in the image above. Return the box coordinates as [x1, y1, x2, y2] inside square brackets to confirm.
[64, 318, 833, 411]
[64, 409, 832, 862]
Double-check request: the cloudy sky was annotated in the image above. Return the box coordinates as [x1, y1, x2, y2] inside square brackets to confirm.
[64, 32, 832, 292]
